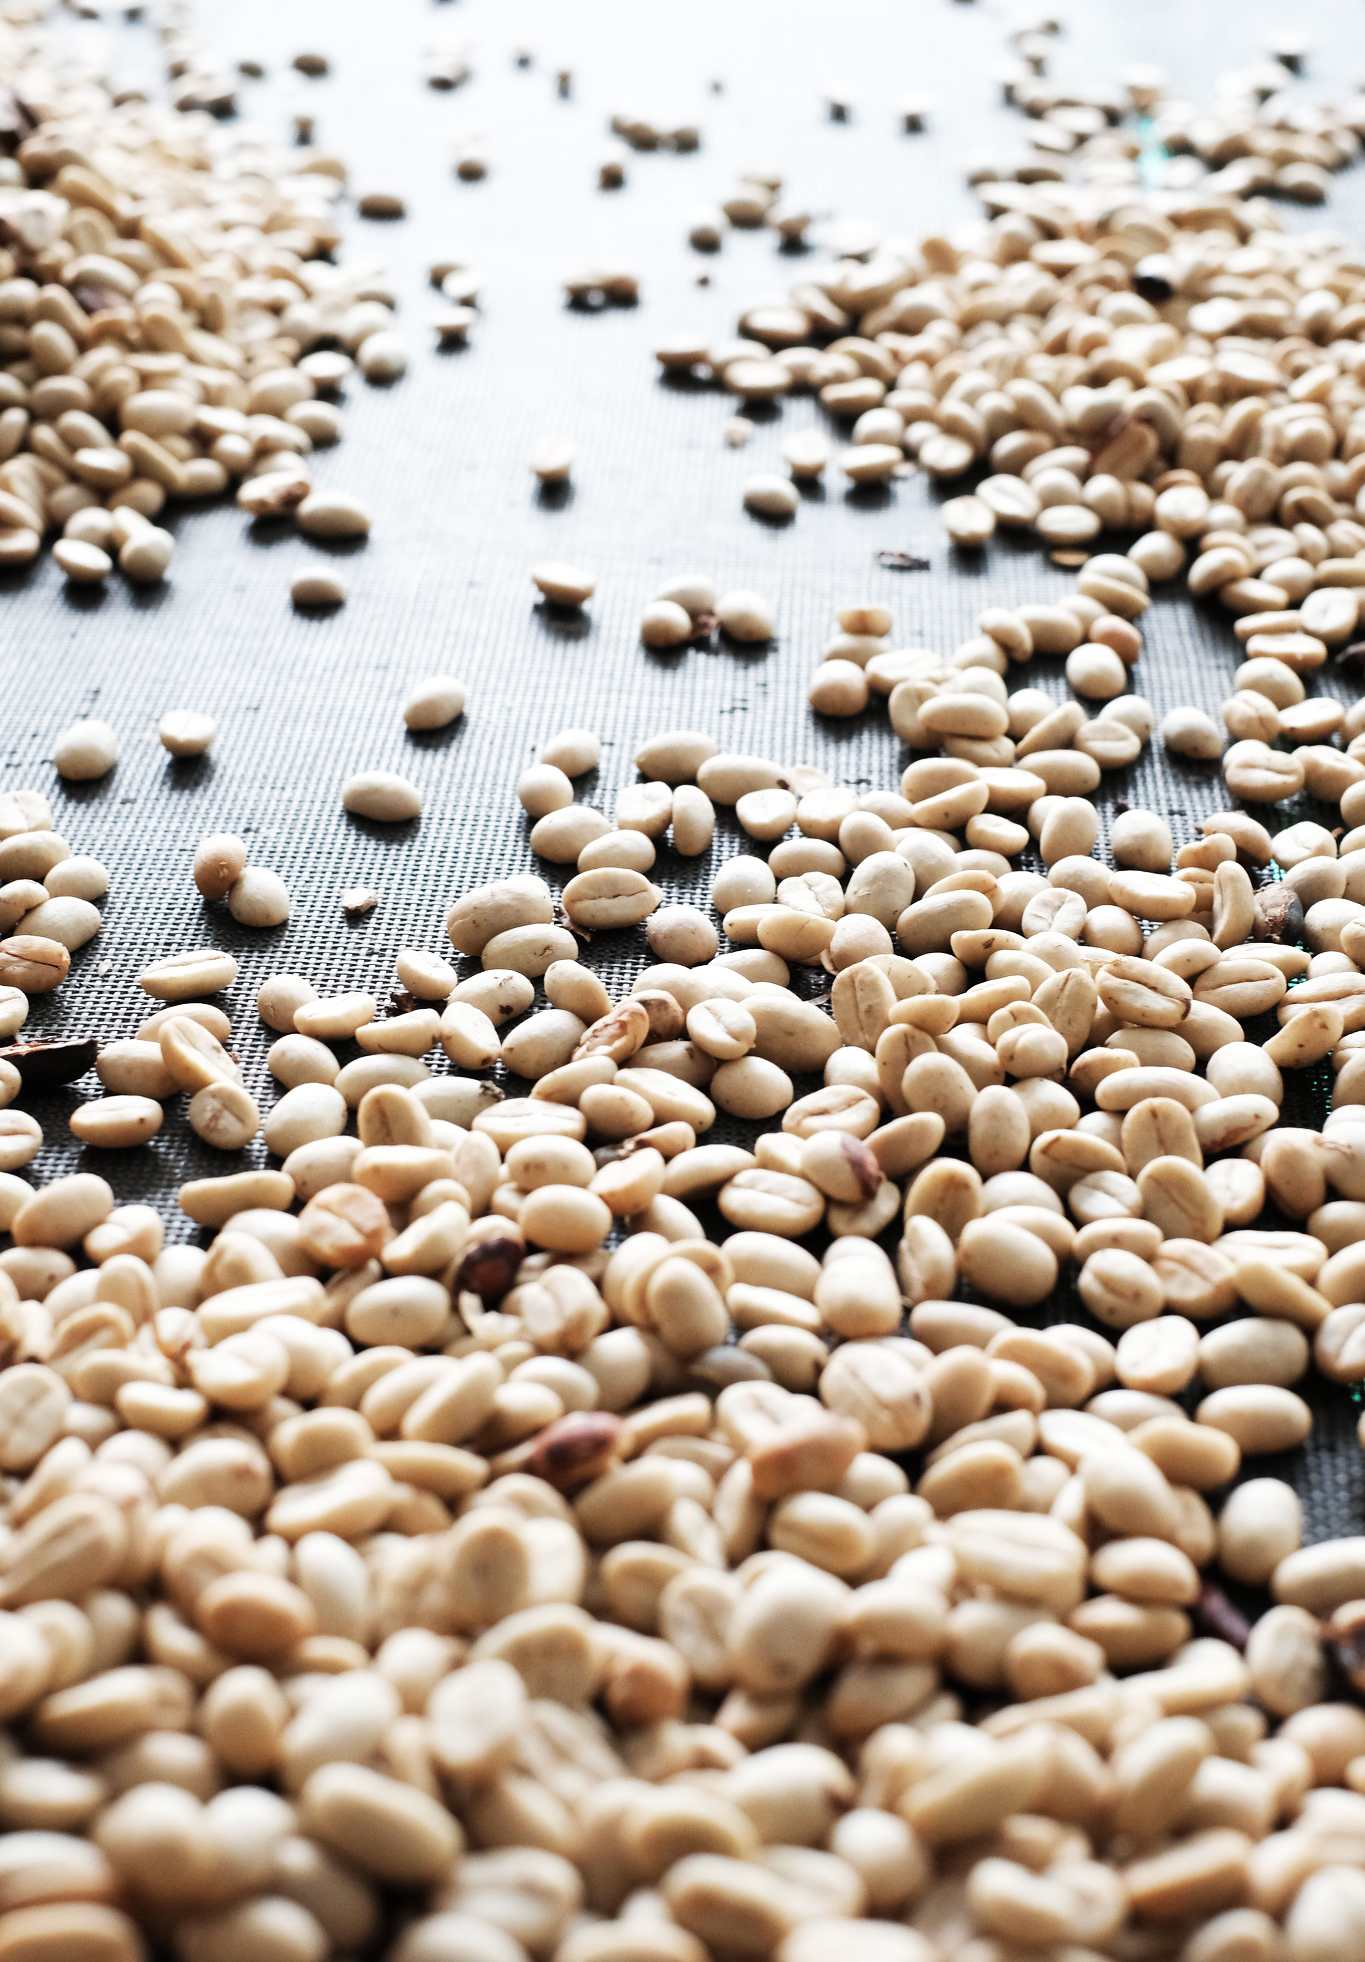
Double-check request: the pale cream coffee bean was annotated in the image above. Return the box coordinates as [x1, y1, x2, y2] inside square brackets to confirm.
[194, 834, 248, 901]
[396, 950, 458, 999]
[0, 1109, 43, 1169]
[1272, 1541, 1365, 1616]
[1201, 1318, 1308, 1390]
[268, 1034, 341, 1089]
[1111, 810, 1173, 872]
[579, 830, 655, 873]
[292, 571, 348, 607]
[783, 429, 832, 478]
[1066, 643, 1126, 700]
[139, 999, 231, 1042]
[808, 662, 870, 717]
[140, 950, 239, 1000]
[959, 1217, 1057, 1307]
[919, 432, 975, 479]
[743, 474, 799, 518]
[1078, 1248, 1163, 1329]
[501, 1007, 584, 1079]
[18, 897, 100, 951]
[357, 329, 409, 381]
[1115, 1317, 1200, 1395]
[158, 1020, 240, 1098]
[481, 924, 579, 975]
[1224, 740, 1305, 803]
[242, 467, 312, 519]
[0, 987, 25, 1042]
[69, 1097, 163, 1148]
[258, 973, 318, 1032]
[641, 600, 694, 648]
[708, 1055, 796, 1128]
[52, 719, 118, 780]
[402, 677, 465, 729]
[520, 1184, 612, 1252]
[264, 1083, 348, 1156]
[45, 856, 109, 901]
[539, 729, 601, 776]
[616, 782, 673, 837]
[1128, 528, 1184, 580]
[517, 765, 574, 817]
[1162, 708, 1222, 761]
[943, 494, 995, 547]
[440, 1002, 502, 1070]
[652, 576, 716, 620]
[506, 1136, 595, 1191]
[529, 806, 610, 862]
[336, 1054, 430, 1105]
[228, 869, 292, 929]
[124, 386, 197, 436]
[532, 562, 595, 607]
[841, 441, 904, 485]
[53, 538, 111, 583]
[1197, 1386, 1312, 1454]
[189, 1080, 261, 1150]
[298, 1762, 459, 1884]
[647, 906, 719, 965]
[97, 1040, 177, 1100]
[157, 710, 216, 758]
[297, 491, 371, 537]
[68, 506, 119, 550]
[530, 434, 575, 483]
[346, 1276, 449, 1348]
[342, 770, 423, 822]
[562, 869, 661, 929]
[715, 590, 774, 641]
[1218, 1478, 1302, 1584]
[0, 934, 69, 994]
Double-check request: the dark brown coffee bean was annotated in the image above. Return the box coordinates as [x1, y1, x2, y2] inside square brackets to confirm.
[453, 1232, 524, 1303]
[1193, 1582, 1252, 1652]
[523, 1411, 623, 1491]
[0, 1038, 98, 1088]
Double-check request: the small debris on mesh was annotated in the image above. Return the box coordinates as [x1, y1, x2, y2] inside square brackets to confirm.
[1252, 881, 1303, 942]
[1193, 1583, 1252, 1652]
[1327, 1601, 1365, 1694]
[688, 611, 720, 645]
[555, 901, 591, 943]
[341, 886, 379, 915]
[875, 550, 930, 570]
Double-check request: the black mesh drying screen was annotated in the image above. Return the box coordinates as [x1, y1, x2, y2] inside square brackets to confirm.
[4, 0, 1365, 1537]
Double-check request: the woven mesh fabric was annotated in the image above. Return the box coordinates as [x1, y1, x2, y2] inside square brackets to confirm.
[3, 0, 1365, 1537]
